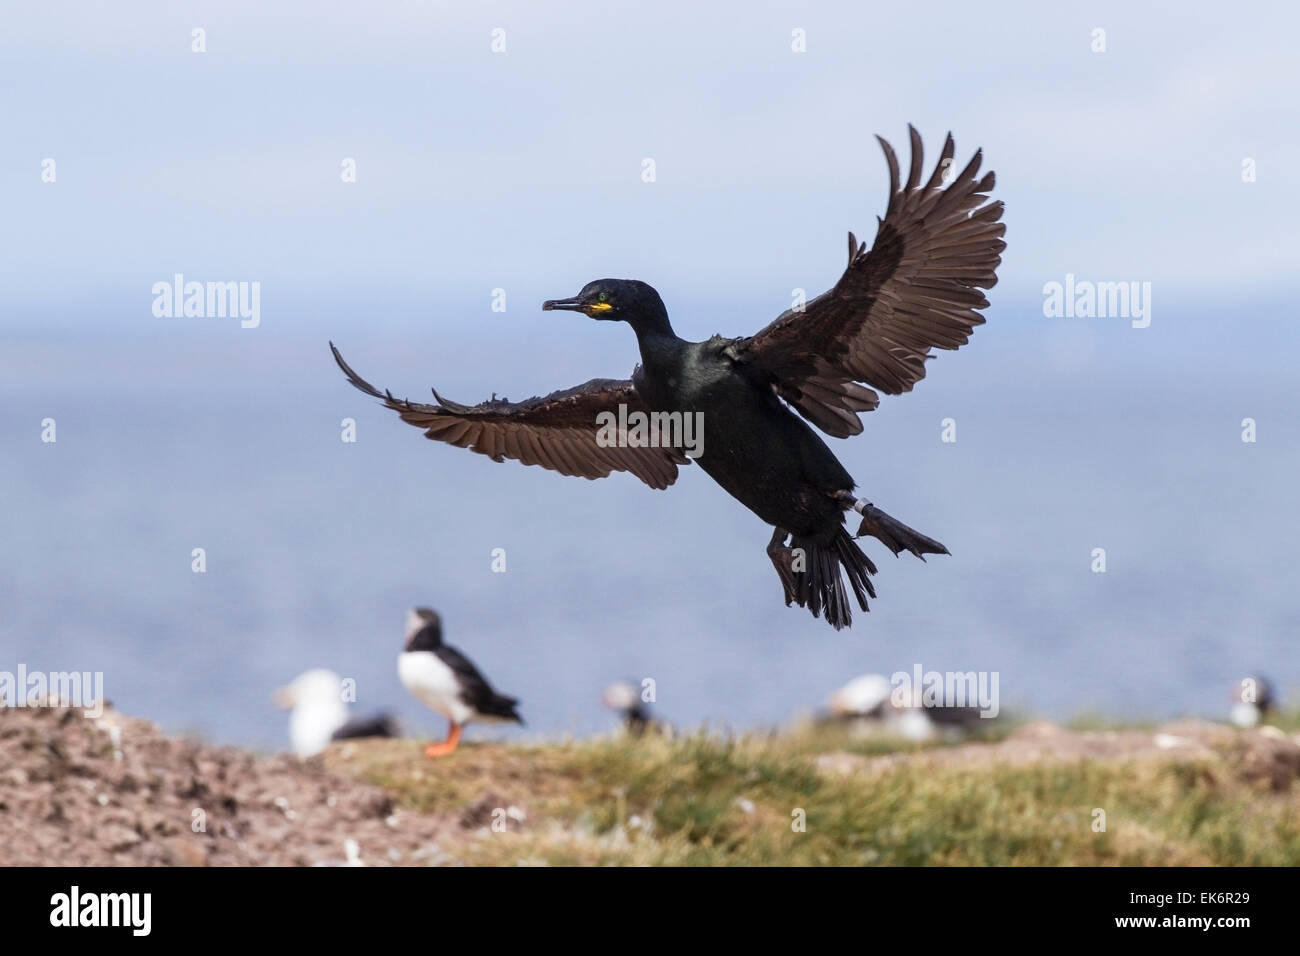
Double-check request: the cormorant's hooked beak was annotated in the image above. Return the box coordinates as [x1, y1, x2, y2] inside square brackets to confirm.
[542, 295, 614, 317]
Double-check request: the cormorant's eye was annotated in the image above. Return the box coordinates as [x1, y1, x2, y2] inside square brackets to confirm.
[598, 292, 609, 303]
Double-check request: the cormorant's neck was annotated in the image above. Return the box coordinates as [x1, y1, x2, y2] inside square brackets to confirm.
[625, 310, 676, 347]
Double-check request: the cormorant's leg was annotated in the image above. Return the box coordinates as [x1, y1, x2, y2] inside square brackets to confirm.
[766, 527, 798, 606]
[833, 489, 871, 514]
[832, 490, 949, 560]
[424, 722, 463, 758]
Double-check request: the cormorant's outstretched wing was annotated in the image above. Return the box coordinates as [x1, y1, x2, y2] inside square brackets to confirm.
[330, 343, 688, 490]
[733, 126, 1005, 438]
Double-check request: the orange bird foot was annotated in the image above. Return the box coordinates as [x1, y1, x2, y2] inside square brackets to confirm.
[423, 723, 462, 758]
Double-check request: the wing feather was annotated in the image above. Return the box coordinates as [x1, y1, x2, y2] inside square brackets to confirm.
[735, 125, 1004, 438]
[330, 343, 688, 490]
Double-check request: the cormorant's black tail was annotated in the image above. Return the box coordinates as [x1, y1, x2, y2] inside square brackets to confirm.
[789, 529, 878, 630]
[854, 504, 950, 560]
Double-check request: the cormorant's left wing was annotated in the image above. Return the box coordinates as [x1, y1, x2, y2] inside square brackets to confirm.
[733, 125, 1004, 438]
[330, 343, 689, 490]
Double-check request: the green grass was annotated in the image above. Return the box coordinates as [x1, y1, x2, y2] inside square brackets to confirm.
[1065, 708, 1300, 734]
[327, 721, 1300, 866]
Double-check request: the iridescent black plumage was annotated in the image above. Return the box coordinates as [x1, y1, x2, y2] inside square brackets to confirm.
[333, 128, 1004, 629]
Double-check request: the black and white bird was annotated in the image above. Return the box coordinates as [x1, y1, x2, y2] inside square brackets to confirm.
[273, 668, 399, 758]
[397, 608, 523, 757]
[826, 672, 986, 740]
[826, 672, 932, 740]
[601, 680, 666, 735]
[827, 673, 893, 720]
[1229, 675, 1276, 728]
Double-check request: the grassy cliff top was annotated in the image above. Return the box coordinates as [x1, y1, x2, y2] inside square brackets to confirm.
[4, 704, 1297, 865]
[326, 715, 1300, 866]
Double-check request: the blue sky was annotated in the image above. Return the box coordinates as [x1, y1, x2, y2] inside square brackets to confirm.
[3, 1, 1297, 344]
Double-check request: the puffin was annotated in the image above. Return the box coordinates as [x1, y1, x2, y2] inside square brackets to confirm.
[601, 680, 666, 735]
[397, 608, 522, 757]
[1229, 675, 1276, 728]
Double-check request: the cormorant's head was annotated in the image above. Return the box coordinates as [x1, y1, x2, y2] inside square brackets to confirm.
[542, 279, 670, 330]
[404, 607, 443, 652]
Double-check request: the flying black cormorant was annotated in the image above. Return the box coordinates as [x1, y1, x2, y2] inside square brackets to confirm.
[333, 127, 1004, 629]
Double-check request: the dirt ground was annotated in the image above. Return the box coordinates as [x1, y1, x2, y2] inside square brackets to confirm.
[3, 702, 1298, 866]
[0, 703, 456, 866]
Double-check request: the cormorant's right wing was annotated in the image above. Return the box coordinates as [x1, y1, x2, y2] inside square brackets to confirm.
[733, 126, 1004, 438]
[330, 343, 688, 490]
